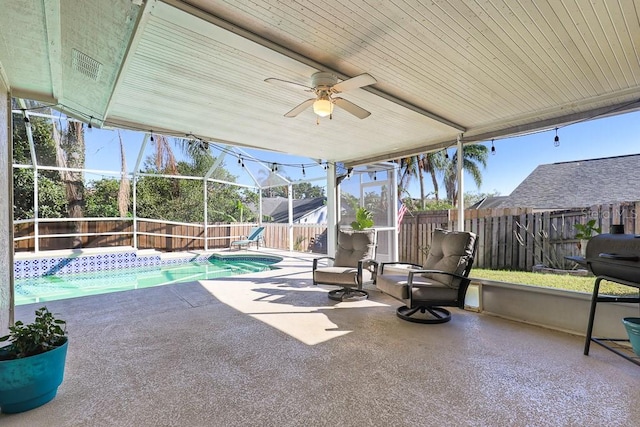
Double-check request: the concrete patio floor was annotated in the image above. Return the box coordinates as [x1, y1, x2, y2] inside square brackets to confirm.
[2, 250, 639, 426]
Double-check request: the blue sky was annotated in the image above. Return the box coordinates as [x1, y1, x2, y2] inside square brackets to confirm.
[83, 110, 640, 197]
[438, 110, 640, 197]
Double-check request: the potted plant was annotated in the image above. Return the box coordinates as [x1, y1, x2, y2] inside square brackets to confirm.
[350, 207, 374, 230]
[574, 219, 602, 257]
[0, 306, 68, 414]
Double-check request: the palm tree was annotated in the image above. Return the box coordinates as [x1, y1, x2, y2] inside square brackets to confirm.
[152, 134, 178, 175]
[398, 155, 427, 209]
[443, 144, 488, 207]
[397, 156, 416, 197]
[419, 151, 446, 201]
[117, 131, 130, 217]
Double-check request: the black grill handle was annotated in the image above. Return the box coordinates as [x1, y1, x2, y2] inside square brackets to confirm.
[598, 253, 640, 261]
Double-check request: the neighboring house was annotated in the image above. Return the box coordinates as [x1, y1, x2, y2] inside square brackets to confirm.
[486, 154, 640, 210]
[262, 197, 327, 224]
[468, 196, 509, 209]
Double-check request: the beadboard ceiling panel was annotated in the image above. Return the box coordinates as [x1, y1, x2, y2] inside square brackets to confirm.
[1, 0, 639, 166]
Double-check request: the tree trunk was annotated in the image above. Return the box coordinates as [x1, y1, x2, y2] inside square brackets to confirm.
[54, 121, 85, 248]
[416, 156, 426, 210]
[429, 170, 439, 201]
[117, 131, 130, 217]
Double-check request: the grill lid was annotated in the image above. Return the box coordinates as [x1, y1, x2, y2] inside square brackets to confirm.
[586, 234, 640, 285]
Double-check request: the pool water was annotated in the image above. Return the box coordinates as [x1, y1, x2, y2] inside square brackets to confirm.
[15, 258, 277, 305]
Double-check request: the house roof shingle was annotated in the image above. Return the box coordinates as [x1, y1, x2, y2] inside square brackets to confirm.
[499, 154, 640, 209]
[267, 197, 326, 223]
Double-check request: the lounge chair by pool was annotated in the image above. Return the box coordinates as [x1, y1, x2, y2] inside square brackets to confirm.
[230, 226, 265, 250]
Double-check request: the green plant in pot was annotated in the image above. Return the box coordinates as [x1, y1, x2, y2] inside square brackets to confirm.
[350, 207, 374, 230]
[574, 219, 601, 257]
[0, 307, 68, 414]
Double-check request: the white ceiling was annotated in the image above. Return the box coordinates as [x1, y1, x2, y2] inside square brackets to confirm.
[1, 0, 639, 167]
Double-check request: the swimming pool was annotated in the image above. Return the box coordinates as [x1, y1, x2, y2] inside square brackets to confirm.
[15, 256, 281, 305]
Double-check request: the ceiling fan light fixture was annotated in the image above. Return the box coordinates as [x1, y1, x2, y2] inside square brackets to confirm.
[313, 98, 333, 117]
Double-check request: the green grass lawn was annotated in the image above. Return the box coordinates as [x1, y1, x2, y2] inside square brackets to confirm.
[472, 269, 639, 297]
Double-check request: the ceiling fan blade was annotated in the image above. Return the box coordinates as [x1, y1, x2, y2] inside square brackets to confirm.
[284, 98, 315, 117]
[333, 97, 371, 119]
[265, 78, 313, 92]
[332, 73, 377, 93]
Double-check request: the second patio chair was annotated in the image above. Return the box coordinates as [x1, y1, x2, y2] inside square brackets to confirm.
[376, 229, 477, 324]
[312, 229, 377, 301]
[230, 226, 265, 250]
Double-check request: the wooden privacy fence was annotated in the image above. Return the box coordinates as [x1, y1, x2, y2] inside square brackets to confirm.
[399, 202, 640, 271]
[15, 202, 640, 272]
[14, 218, 328, 254]
[263, 224, 327, 253]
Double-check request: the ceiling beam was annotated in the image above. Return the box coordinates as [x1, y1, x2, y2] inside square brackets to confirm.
[162, 0, 466, 132]
[102, 0, 156, 126]
[43, 0, 62, 102]
[461, 98, 640, 145]
[347, 97, 640, 168]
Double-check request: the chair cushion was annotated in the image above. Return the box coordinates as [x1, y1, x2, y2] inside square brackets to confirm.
[333, 230, 376, 267]
[314, 266, 373, 286]
[422, 229, 476, 288]
[376, 273, 411, 300]
[376, 274, 455, 302]
[410, 280, 458, 302]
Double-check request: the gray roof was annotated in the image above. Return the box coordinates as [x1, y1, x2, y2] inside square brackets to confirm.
[264, 197, 326, 223]
[260, 197, 288, 217]
[468, 196, 509, 209]
[499, 154, 640, 209]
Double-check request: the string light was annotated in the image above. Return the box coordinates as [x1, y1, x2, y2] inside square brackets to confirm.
[373, 171, 377, 181]
[12, 101, 399, 179]
[491, 139, 496, 155]
[43, 96, 640, 168]
[444, 149, 449, 159]
[554, 128, 560, 147]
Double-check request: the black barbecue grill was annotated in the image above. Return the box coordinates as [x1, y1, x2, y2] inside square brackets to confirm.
[581, 233, 640, 365]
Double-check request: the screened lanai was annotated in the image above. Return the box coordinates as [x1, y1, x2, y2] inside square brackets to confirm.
[1, 0, 639, 324]
[11, 103, 400, 261]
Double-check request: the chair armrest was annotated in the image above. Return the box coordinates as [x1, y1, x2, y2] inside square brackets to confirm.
[379, 262, 422, 274]
[359, 259, 378, 273]
[313, 256, 335, 271]
[366, 259, 379, 283]
[356, 259, 378, 287]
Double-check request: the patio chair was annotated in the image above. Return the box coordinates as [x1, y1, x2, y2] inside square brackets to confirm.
[376, 229, 477, 324]
[230, 226, 265, 250]
[312, 229, 377, 301]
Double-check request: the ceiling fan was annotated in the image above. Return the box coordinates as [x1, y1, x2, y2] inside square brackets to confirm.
[265, 72, 376, 120]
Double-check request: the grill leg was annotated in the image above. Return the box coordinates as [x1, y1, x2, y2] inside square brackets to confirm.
[584, 277, 603, 355]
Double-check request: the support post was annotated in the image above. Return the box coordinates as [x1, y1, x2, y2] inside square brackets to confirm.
[326, 163, 337, 257]
[203, 178, 208, 251]
[392, 164, 399, 261]
[0, 72, 14, 331]
[457, 134, 464, 231]
[288, 183, 293, 252]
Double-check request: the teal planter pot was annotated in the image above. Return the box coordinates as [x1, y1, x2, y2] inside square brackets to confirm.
[0, 339, 68, 414]
[622, 318, 640, 356]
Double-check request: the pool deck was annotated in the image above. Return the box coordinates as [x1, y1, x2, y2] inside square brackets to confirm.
[3, 248, 639, 426]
